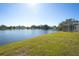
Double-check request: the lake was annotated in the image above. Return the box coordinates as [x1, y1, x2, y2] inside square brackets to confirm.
[0, 29, 57, 45]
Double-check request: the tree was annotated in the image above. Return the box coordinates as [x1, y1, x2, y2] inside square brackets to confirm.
[41, 25, 50, 29]
[31, 25, 37, 29]
[0, 25, 7, 30]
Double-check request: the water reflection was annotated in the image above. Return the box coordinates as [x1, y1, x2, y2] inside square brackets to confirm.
[0, 29, 57, 45]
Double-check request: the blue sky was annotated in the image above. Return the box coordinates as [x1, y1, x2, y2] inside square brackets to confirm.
[0, 3, 79, 26]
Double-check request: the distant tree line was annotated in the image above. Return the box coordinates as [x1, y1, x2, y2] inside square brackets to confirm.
[0, 24, 57, 30]
[30, 25, 56, 29]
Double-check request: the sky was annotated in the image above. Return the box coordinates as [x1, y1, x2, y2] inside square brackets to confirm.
[0, 3, 79, 26]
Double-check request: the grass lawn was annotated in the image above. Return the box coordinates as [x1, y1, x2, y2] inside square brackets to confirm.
[0, 32, 79, 56]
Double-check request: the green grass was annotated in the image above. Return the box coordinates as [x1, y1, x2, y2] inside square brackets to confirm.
[0, 32, 79, 56]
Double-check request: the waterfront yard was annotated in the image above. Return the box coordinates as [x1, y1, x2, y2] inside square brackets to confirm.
[0, 32, 79, 56]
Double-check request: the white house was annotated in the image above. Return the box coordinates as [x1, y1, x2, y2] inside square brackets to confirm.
[75, 25, 79, 32]
[59, 19, 79, 32]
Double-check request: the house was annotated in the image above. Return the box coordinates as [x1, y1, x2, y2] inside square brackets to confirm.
[58, 18, 79, 32]
[76, 25, 79, 32]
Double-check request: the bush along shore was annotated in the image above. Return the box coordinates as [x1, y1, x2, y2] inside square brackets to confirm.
[0, 32, 79, 56]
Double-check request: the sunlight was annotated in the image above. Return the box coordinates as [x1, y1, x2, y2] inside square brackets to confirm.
[27, 3, 39, 14]
[27, 3, 38, 7]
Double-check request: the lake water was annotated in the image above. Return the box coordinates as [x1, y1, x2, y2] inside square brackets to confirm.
[0, 29, 57, 45]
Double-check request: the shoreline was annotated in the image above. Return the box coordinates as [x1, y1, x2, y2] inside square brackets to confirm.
[0, 32, 79, 56]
